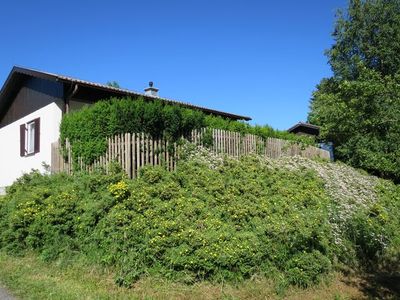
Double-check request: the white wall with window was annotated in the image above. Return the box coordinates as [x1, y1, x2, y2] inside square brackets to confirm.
[0, 102, 62, 193]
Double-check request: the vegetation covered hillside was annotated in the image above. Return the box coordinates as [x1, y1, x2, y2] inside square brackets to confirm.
[0, 145, 399, 293]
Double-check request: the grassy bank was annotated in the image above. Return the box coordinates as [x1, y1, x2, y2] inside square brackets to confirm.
[0, 145, 399, 298]
[0, 252, 368, 300]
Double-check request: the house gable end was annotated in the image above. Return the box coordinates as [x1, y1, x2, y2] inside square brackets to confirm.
[0, 76, 64, 128]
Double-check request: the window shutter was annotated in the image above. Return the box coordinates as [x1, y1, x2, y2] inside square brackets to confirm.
[20, 124, 26, 157]
[34, 118, 40, 153]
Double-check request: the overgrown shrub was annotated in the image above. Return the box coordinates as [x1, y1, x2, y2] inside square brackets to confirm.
[345, 183, 400, 272]
[1, 148, 399, 289]
[285, 250, 332, 287]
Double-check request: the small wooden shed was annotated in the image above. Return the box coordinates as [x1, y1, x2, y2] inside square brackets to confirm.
[287, 122, 320, 137]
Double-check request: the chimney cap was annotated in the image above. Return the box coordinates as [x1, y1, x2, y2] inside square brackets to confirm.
[144, 81, 159, 97]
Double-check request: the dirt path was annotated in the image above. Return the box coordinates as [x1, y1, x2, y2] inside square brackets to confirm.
[0, 285, 15, 300]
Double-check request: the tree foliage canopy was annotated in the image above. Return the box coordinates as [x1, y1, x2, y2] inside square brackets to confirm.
[106, 81, 121, 88]
[309, 0, 400, 182]
[328, 0, 400, 79]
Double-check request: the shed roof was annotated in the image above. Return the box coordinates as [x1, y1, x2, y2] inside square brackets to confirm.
[0, 66, 251, 121]
[287, 122, 320, 135]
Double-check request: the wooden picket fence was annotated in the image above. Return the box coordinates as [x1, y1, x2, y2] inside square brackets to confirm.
[51, 128, 330, 178]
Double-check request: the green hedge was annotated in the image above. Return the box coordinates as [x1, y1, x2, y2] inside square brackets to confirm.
[60, 97, 315, 164]
[60, 98, 205, 164]
[204, 115, 314, 143]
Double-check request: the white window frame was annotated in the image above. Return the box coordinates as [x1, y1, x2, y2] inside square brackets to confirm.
[26, 121, 36, 155]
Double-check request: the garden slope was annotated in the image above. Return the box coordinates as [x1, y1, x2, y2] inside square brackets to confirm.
[0, 146, 399, 290]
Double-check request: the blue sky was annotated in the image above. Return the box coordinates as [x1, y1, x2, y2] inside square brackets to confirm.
[0, 0, 347, 130]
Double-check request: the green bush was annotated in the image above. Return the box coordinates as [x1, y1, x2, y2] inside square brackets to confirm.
[1, 149, 398, 289]
[0, 156, 333, 287]
[60, 98, 206, 164]
[285, 250, 332, 287]
[345, 183, 400, 272]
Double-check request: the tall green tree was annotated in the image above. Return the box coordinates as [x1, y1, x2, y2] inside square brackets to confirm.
[328, 0, 400, 79]
[309, 0, 400, 182]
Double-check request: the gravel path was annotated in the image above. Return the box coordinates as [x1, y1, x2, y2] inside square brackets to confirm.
[0, 285, 15, 300]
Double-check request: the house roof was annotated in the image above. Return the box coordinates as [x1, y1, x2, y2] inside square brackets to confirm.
[0, 66, 251, 121]
[287, 122, 320, 134]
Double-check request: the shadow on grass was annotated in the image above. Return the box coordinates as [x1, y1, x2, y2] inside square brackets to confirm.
[360, 272, 400, 300]
[342, 271, 400, 300]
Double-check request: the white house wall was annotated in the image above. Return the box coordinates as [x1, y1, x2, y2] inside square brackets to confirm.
[0, 102, 62, 193]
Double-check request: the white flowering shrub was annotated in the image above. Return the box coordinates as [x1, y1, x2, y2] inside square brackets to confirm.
[182, 146, 400, 271]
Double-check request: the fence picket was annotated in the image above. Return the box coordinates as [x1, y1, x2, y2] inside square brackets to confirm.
[134, 133, 138, 177]
[119, 134, 122, 169]
[51, 128, 330, 178]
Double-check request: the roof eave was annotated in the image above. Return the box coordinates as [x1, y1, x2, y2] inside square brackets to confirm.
[1, 66, 251, 121]
[287, 122, 320, 133]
